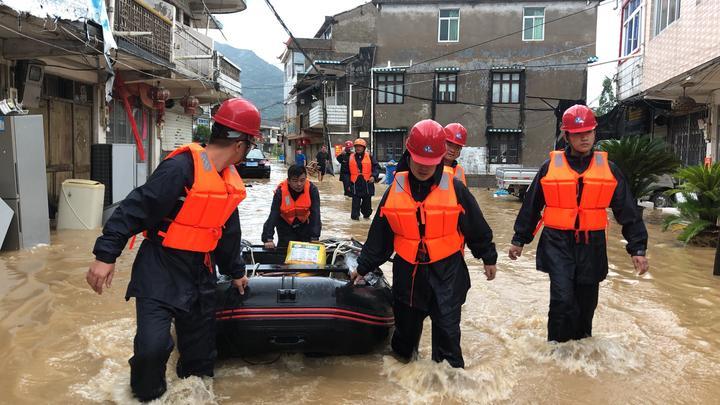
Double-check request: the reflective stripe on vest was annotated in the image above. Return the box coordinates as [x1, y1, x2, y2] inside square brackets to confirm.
[349, 152, 372, 183]
[159, 143, 247, 252]
[279, 179, 312, 225]
[380, 168, 464, 264]
[539, 150, 617, 231]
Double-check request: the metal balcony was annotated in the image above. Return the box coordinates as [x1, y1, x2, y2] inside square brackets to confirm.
[114, 0, 173, 62]
[309, 103, 347, 128]
[173, 25, 214, 78]
[215, 53, 242, 96]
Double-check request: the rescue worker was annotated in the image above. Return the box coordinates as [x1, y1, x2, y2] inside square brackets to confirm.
[262, 164, 321, 248]
[351, 120, 498, 368]
[85, 97, 261, 402]
[348, 138, 380, 220]
[337, 140, 354, 197]
[443, 123, 467, 185]
[508, 104, 649, 343]
[315, 145, 330, 182]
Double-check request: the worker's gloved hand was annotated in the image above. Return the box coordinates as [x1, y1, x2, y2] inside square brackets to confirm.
[264, 241, 276, 249]
[86, 260, 116, 295]
[508, 244, 523, 260]
[232, 275, 249, 295]
[632, 256, 649, 275]
[484, 264, 497, 281]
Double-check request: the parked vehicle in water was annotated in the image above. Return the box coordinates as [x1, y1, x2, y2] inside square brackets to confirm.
[237, 149, 271, 178]
[495, 167, 539, 200]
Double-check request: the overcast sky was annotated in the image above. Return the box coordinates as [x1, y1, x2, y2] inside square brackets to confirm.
[209, 0, 368, 68]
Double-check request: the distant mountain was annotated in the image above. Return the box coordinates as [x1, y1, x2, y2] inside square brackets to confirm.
[215, 43, 284, 126]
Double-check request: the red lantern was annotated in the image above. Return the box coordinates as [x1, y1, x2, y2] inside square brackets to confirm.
[181, 95, 200, 115]
[148, 85, 170, 109]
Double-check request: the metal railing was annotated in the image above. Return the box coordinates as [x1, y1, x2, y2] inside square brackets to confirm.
[115, 0, 173, 62]
[173, 25, 213, 77]
[309, 103, 347, 128]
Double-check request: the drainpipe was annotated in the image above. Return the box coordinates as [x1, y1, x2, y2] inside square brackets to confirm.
[370, 69, 374, 154]
[348, 83, 353, 135]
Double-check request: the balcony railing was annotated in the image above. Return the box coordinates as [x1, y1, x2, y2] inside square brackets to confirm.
[309, 103, 348, 128]
[214, 53, 242, 96]
[114, 0, 173, 62]
[617, 56, 643, 101]
[173, 25, 213, 77]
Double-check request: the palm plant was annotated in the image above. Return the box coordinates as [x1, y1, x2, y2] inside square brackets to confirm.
[662, 163, 720, 244]
[597, 136, 681, 202]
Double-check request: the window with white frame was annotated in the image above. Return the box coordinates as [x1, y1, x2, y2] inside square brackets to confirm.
[491, 72, 522, 104]
[522, 7, 545, 41]
[622, 0, 642, 56]
[438, 9, 460, 42]
[654, 0, 681, 35]
[376, 73, 404, 104]
[437, 73, 457, 103]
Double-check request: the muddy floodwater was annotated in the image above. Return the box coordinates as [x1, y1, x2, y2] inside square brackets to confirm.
[1, 163, 719, 404]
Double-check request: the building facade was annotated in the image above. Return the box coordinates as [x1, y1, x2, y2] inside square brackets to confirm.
[0, 0, 245, 218]
[593, 0, 720, 166]
[282, 0, 597, 181]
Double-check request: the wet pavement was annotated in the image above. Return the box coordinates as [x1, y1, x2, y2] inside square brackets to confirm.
[1, 163, 719, 404]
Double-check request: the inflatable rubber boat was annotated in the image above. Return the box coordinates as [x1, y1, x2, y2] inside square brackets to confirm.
[215, 239, 393, 357]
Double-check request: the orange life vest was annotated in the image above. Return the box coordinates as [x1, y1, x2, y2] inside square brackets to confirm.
[278, 179, 312, 225]
[452, 163, 466, 185]
[349, 152, 372, 183]
[540, 150, 617, 231]
[380, 167, 464, 264]
[157, 143, 246, 252]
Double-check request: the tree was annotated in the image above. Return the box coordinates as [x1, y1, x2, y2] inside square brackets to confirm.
[597, 136, 680, 202]
[594, 77, 617, 116]
[663, 163, 720, 246]
[193, 124, 211, 143]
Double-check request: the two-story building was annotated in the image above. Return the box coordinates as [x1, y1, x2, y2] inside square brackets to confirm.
[592, 0, 719, 166]
[282, 0, 597, 183]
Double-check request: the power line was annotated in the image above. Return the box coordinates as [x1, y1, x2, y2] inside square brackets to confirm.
[263, 0, 323, 77]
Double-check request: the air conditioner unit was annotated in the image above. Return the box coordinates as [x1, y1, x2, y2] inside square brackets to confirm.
[21, 64, 44, 108]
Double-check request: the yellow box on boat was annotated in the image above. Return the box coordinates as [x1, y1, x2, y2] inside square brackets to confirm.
[284, 241, 327, 265]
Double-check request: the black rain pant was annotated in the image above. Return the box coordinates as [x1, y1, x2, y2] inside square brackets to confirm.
[547, 271, 600, 342]
[390, 299, 464, 368]
[129, 297, 216, 402]
[351, 195, 373, 219]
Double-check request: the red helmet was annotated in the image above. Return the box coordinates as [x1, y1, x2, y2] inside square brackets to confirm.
[444, 123, 467, 146]
[406, 120, 447, 165]
[560, 104, 597, 134]
[212, 97, 262, 138]
[344, 140, 354, 148]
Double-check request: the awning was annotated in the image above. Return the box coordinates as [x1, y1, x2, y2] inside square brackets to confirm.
[488, 127, 522, 133]
[374, 127, 407, 133]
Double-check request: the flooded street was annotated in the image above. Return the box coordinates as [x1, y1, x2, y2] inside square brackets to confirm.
[1, 163, 719, 404]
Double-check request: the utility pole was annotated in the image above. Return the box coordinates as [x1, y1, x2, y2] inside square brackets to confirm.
[321, 80, 332, 174]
